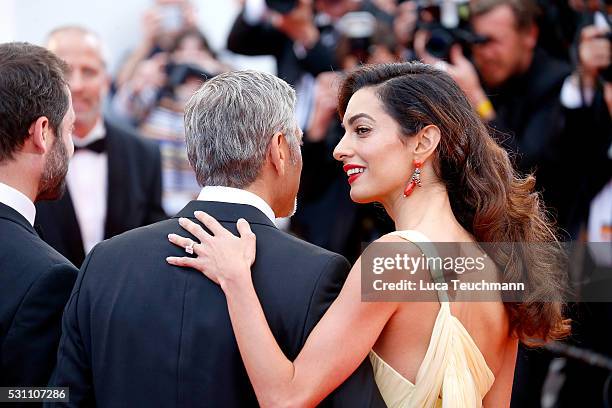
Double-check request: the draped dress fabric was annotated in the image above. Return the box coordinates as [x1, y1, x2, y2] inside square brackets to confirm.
[368, 230, 495, 407]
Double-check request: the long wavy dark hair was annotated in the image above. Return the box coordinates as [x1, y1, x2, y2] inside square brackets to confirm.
[338, 62, 570, 345]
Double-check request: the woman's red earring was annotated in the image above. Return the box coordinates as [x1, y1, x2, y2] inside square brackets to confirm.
[403, 160, 423, 197]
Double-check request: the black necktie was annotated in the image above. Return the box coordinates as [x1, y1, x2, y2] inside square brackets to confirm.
[75, 138, 106, 153]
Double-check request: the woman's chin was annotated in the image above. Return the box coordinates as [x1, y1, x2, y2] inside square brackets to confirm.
[349, 188, 375, 204]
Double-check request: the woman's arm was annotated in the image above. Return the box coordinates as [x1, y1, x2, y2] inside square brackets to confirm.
[482, 338, 517, 408]
[167, 212, 398, 407]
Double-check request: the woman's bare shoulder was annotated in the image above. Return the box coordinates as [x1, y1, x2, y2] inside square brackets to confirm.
[374, 232, 405, 243]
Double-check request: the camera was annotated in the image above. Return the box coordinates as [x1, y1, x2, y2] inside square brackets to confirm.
[265, 0, 299, 14]
[157, 62, 212, 102]
[416, 0, 489, 61]
[165, 63, 211, 89]
[336, 12, 378, 63]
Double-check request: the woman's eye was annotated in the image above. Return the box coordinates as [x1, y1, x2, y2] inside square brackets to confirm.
[356, 127, 370, 135]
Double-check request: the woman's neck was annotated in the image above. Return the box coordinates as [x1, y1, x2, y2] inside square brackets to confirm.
[382, 183, 461, 239]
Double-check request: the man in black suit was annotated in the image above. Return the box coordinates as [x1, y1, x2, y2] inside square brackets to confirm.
[48, 70, 384, 407]
[0, 43, 78, 390]
[36, 26, 166, 267]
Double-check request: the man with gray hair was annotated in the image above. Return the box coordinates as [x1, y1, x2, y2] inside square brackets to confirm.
[48, 70, 384, 407]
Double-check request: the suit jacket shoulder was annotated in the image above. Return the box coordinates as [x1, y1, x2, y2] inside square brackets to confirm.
[0, 210, 77, 279]
[0, 210, 77, 386]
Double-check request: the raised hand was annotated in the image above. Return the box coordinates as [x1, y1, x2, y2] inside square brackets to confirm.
[306, 71, 342, 142]
[166, 211, 256, 290]
[269, 0, 319, 49]
[414, 32, 494, 120]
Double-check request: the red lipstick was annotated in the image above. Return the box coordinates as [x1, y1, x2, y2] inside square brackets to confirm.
[343, 164, 366, 185]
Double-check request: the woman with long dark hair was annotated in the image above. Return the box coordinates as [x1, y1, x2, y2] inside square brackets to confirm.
[167, 62, 569, 407]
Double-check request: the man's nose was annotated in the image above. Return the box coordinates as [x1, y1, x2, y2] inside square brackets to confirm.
[69, 70, 83, 92]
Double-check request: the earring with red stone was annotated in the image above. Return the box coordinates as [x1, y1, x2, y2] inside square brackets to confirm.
[403, 160, 423, 197]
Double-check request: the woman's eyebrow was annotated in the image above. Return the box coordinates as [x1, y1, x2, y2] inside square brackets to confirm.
[346, 113, 375, 126]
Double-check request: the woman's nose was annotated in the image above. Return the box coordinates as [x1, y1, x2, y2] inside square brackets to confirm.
[333, 133, 352, 162]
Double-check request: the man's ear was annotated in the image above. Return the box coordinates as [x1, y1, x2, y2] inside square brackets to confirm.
[268, 132, 286, 176]
[413, 124, 441, 162]
[27, 116, 51, 155]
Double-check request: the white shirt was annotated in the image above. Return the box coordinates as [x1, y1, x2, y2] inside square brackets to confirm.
[197, 186, 276, 225]
[67, 120, 108, 253]
[0, 182, 36, 226]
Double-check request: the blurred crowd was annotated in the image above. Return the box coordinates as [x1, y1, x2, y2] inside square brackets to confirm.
[104, 0, 612, 261]
[27, 0, 611, 406]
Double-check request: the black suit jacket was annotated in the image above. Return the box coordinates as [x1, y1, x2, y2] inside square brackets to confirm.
[47, 201, 385, 407]
[35, 119, 166, 267]
[0, 203, 78, 391]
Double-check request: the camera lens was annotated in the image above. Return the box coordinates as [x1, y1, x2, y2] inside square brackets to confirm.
[426, 28, 455, 60]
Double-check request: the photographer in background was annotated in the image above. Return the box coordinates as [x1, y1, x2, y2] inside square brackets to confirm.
[554, 3, 612, 405]
[115, 0, 198, 89]
[228, 0, 388, 84]
[415, 0, 576, 226]
[226, 0, 391, 127]
[112, 28, 230, 214]
[557, 0, 612, 240]
[112, 28, 229, 126]
[416, 0, 570, 153]
[562, 0, 612, 115]
[393, 0, 419, 61]
[291, 14, 398, 263]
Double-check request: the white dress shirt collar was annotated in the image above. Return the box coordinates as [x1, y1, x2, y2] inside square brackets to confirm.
[197, 186, 276, 224]
[73, 119, 105, 148]
[0, 182, 36, 226]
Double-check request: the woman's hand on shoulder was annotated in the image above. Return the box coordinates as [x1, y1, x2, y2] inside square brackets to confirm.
[166, 211, 256, 291]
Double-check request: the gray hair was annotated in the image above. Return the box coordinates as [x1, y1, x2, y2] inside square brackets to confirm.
[184, 70, 299, 188]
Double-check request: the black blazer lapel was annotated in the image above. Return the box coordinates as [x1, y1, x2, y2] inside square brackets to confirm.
[59, 189, 86, 263]
[50, 189, 86, 265]
[104, 129, 129, 239]
[34, 188, 85, 265]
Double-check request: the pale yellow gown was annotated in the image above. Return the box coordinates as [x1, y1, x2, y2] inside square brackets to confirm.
[368, 230, 496, 407]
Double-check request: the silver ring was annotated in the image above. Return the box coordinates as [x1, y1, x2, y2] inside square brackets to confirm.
[185, 240, 195, 255]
